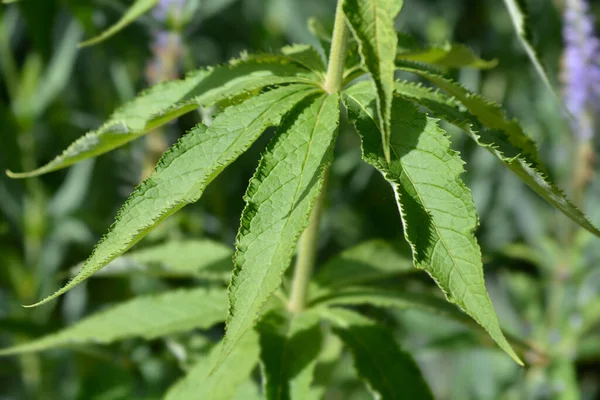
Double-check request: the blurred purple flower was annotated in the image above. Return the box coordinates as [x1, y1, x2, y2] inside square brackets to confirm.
[562, 0, 600, 141]
[146, 0, 186, 84]
[152, 0, 186, 22]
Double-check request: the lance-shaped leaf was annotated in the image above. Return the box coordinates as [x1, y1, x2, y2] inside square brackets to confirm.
[322, 308, 433, 400]
[223, 93, 340, 365]
[312, 287, 473, 326]
[396, 62, 542, 169]
[79, 0, 158, 47]
[313, 287, 538, 360]
[397, 42, 497, 69]
[0, 288, 226, 356]
[343, 82, 522, 365]
[281, 44, 326, 75]
[92, 239, 233, 280]
[314, 239, 414, 289]
[29, 84, 319, 307]
[165, 330, 260, 400]
[394, 79, 600, 237]
[7, 59, 314, 178]
[502, 0, 557, 98]
[343, 0, 403, 162]
[258, 310, 323, 400]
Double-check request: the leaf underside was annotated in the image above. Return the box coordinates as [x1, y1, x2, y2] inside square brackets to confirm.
[343, 81, 521, 364]
[258, 310, 323, 400]
[343, 0, 403, 161]
[164, 330, 260, 400]
[323, 308, 434, 400]
[0, 288, 226, 355]
[222, 92, 340, 367]
[7, 58, 316, 178]
[30, 84, 319, 307]
[393, 79, 600, 237]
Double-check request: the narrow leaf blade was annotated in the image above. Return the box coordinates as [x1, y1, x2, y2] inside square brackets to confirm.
[396, 62, 542, 169]
[397, 42, 497, 69]
[223, 93, 340, 365]
[281, 44, 326, 74]
[79, 0, 158, 48]
[502, 0, 558, 98]
[92, 239, 233, 280]
[314, 239, 414, 289]
[7, 59, 314, 178]
[394, 79, 600, 237]
[0, 288, 226, 355]
[29, 84, 319, 307]
[343, 0, 403, 161]
[343, 82, 522, 364]
[312, 287, 538, 361]
[165, 330, 260, 400]
[258, 310, 323, 400]
[323, 308, 433, 400]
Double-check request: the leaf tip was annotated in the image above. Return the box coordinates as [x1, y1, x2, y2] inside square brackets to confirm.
[23, 292, 61, 308]
[5, 169, 28, 179]
[6, 168, 44, 179]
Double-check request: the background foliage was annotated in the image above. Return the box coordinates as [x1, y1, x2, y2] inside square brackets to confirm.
[1, 0, 600, 399]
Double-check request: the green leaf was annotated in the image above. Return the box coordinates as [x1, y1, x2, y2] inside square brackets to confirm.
[396, 62, 542, 169]
[343, 0, 403, 162]
[7, 58, 315, 178]
[258, 310, 323, 400]
[223, 93, 340, 366]
[314, 239, 414, 289]
[92, 239, 233, 281]
[35, 20, 82, 116]
[312, 287, 474, 327]
[343, 82, 522, 365]
[281, 44, 326, 75]
[397, 42, 497, 69]
[308, 17, 332, 58]
[165, 330, 260, 400]
[29, 84, 319, 307]
[322, 308, 433, 400]
[232, 380, 263, 400]
[394, 79, 600, 237]
[502, 0, 557, 98]
[0, 288, 226, 355]
[310, 287, 540, 357]
[79, 0, 158, 48]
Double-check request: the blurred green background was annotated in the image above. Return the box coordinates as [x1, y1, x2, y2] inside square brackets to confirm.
[2, 0, 600, 399]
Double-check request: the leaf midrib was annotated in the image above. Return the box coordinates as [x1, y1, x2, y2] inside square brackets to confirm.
[346, 91, 481, 309]
[247, 95, 328, 316]
[228, 94, 330, 360]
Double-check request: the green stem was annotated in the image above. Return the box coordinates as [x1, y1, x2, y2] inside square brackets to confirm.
[288, 174, 328, 313]
[288, 2, 348, 313]
[323, 0, 350, 94]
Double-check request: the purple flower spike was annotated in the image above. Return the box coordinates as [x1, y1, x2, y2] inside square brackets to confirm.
[562, 0, 600, 141]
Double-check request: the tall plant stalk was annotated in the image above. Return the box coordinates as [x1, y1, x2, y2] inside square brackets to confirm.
[287, 1, 348, 313]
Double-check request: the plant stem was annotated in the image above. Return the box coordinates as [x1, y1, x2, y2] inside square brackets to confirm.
[288, 1, 348, 313]
[323, 0, 349, 94]
[288, 174, 328, 313]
